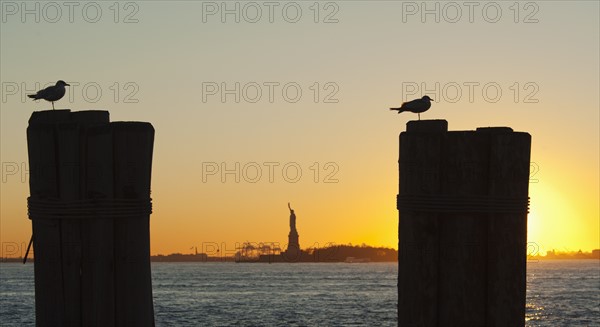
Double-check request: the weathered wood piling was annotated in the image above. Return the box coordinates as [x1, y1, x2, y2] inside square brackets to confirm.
[27, 110, 155, 326]
[397, 120, 531, 326]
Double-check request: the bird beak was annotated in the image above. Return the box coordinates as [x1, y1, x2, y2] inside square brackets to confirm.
[65, 83, 70, 86]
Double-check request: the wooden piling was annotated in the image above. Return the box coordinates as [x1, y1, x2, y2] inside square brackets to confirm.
[28, 112, 67, 326]
[113, 122, 155, 326]
[27, 110, 154, 326]
[82, 123, 115, 326]
[397, 120, 530, 326]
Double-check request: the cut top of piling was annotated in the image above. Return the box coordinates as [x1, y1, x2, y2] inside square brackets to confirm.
[406, 119, 448, 133]
[404, 120, 530, 137]
[28, 109, 110, 126]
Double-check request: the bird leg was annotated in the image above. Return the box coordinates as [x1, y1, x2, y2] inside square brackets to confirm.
[418, 113, 421, 120]
[52, 102, 55, 110]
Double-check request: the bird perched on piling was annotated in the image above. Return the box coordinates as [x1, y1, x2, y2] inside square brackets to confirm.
[28, 80, 70, 110]
[390, 95, 433, 120]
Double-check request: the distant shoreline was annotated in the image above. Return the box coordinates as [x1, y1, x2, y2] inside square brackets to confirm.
[3, 257, 599, 263]
[3, 247, 597, 263]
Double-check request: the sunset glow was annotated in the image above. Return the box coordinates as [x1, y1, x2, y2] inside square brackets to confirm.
[1, 2, 598, 258]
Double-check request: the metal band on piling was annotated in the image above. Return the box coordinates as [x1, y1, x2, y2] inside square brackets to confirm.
[27, 197, 153, 219]
[23, 198, 152, 263]
[397, 194, 529, 214]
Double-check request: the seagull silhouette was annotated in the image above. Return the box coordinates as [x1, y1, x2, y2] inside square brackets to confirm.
[28, 80, 70, 110]
[390, 95, 433, 120]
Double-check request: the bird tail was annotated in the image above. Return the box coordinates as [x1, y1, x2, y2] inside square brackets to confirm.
[27, 94, 37, 99]
[390, 107, 404, 114]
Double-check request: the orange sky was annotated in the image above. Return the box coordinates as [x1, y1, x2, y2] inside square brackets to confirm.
[1, 2, 598, 257]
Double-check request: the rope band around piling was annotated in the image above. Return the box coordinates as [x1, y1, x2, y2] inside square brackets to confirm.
[27, 197, 152, 219]
[397, 194, 529, 214]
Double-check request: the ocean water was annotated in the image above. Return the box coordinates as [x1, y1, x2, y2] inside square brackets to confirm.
[0, 260, 598, 326]
[526, 260, 599, 326]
